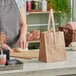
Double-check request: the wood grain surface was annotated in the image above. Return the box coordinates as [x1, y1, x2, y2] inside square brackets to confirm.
[11, 48, 39, 59]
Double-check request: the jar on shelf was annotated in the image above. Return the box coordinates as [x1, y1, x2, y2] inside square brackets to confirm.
[32, 0, 40, 11]
[26, 0, 32, 11]
[42, 0, 47, 11]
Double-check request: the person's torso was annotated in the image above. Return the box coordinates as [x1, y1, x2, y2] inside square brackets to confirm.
[0, 0, 20, 48]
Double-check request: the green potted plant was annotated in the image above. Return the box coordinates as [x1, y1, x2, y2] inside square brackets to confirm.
[47, 0, 71, 27]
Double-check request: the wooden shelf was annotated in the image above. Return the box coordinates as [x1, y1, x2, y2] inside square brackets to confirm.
[27, 39, 40, 43]
[26, 11, 61, 15]
[27, 11, 49, 14]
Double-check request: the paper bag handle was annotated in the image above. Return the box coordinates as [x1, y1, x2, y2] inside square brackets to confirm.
[47, 9, 51, 31]
[47, 9, 56, 44]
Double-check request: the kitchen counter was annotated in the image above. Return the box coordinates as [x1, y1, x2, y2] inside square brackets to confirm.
[0, 50, 76, 76]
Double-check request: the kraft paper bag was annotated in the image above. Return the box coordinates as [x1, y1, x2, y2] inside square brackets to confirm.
[39, 9, 66, 63]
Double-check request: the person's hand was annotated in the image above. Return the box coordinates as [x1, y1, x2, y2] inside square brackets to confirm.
[17, 34, 28, 49]
[2, 44, 13, 54]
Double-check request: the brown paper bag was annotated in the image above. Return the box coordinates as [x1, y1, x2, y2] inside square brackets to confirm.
[39, 9, 66, 63]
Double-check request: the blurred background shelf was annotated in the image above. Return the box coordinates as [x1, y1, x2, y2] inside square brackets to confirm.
[27, 23, 59, 27]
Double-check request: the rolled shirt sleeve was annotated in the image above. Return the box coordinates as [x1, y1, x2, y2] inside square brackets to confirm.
[15, 0, 26, 10]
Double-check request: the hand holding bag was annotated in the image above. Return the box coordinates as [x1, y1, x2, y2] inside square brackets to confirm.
[39, 9, 66, 63]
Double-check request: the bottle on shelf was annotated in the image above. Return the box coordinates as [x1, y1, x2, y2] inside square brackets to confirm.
[42, 0, 47, 11]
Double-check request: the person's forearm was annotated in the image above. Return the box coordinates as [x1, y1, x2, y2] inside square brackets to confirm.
[20, 6, 27, 37]
[20, 24, 27, 36]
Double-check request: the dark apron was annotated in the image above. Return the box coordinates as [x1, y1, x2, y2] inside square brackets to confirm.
[0, 0, 20, 48]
